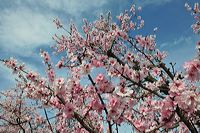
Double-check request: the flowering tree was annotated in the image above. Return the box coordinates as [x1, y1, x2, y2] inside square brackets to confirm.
[0, 2, 199, 133]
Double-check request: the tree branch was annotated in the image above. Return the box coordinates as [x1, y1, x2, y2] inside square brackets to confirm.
[88, 74, 112, 133]
[44, 108, 53, 132]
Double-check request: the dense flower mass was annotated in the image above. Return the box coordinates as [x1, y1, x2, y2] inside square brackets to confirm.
[0, 2, 200, 133]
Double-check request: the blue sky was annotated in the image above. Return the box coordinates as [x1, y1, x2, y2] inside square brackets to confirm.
[0, 0, 199, 92]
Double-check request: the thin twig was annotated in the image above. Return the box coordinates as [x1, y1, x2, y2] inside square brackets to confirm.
[44, 108, 53, 132]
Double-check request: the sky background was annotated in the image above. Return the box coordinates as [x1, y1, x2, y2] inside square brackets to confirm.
[0, 0, 199, 91]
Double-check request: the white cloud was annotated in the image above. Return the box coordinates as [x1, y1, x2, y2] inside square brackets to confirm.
[136, 0, 173, 6]
[0, 0, 109, 57]
[40, 0, 107, 15]
[0, 7, 56, 56]
[159, 36, 193, 48]
[159, 35, 198, 68]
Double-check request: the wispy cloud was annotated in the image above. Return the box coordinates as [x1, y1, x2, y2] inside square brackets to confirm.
[159, 36, 195, 48]
[159, 35, 199, 68]
[136, 0, 174, 6]
[0, 0, 109, 57]
[39, 0, 107, 15]
[0, 7, 56, 56]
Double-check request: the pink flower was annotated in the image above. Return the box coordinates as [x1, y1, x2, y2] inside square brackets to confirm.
[50, 97, 61, 108]
[26, 71, 38, 81]
[169, 80, 185, 96]
[155, 50, 167, 61]
[108, 96, 120, 108]
[81, 63, 91, 74]
[63, 103, 74, 118]
[56, 59, 64, 69]
[126, 52, 134, 62]
[184, 60, 200, 81]
[131, 71, 140, 83]
[135, 35, 146, 47]
[160, 96, 174, 121]
[129, 21, 135, 29]
[40, 51, 50, 63]
[91, 99, 103, 113]
[4, 58, 21, 73]
[95, 73, 105, 84]
[91, 59, 102, 67]
[108, 58, 117, 66]
[152, 67, 161, 76]
[55, 78, 65, 92]
[191, 22, 200, 33]
[174, 90, 196, 113]
[134, 120, 147, 132]
[47, 69, 55, 82]
[116, 13, 123, 21]
[109, 109, 117, 116]
[115, 116, 124, 124]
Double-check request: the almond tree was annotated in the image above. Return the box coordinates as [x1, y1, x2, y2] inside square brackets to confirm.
[0, 2, 199, 133]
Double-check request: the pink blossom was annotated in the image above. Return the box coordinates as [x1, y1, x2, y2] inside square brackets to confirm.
[169, 80, 185, 96]
[152, 67, 161, 76]
[129, 21, 135, 29]
[90, 99, 104, 113]
[63, 103, 74, 118]
[40, 51, 50, 63]
[26, 71, 39, 81]
[95, 73, 105, 84]
[108, 96, 120, 108]
[135, 35, 146, 47]
[155, 50, 167, 61]
[134, 120, 147, 132]
[47, 68, 55, 82]
[91, 59, 102, 67]
[174, 90, 196, 113]
[81, 63, 91, 74]
[56, 58, 64, 69]
[50, 96, 61, 108]
[184, 60, 200, 81]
